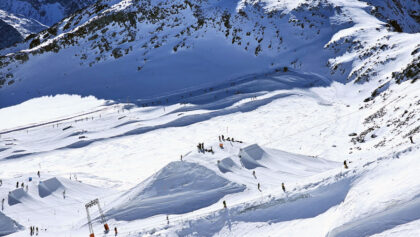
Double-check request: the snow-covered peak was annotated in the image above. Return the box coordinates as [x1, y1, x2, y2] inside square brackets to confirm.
[0, 0, 97, 26]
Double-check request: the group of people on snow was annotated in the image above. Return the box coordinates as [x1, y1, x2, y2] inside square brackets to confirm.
[197, 143, 214, 154]
[218, 135, 243, 143]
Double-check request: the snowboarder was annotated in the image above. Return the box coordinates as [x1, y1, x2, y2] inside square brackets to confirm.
[344, 160, 348, 169]
[252, 170, 256, 179]
[223, 200, 227, 209]
[282, 183, 286, 192]
[409, 136, 414, 144]
[114, 227, 118, 236]
[258, 183, 261, 192]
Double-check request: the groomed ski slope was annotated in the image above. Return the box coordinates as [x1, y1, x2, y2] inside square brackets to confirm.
[0, 68, 420, 236]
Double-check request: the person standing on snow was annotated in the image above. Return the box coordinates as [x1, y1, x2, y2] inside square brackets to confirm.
[1, 198, 4, 210]
[282, 183, 286, 192]
[114, 227, 118, 236]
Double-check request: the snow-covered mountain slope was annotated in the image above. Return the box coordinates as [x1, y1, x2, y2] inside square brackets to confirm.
[0, 0, 418, 108]
[0, 10, 46, 39]
[0, 0, 97, 27]
[0, 0, 419, 236]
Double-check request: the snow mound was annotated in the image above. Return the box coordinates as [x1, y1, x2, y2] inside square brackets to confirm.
[107, 161, 246, 221]
[7, 188, 29, 206]
[0, 212, 22, 236]
[218, 157, 239, 173]
[239, 144, 267, 169]
[38, 177, 64, 198]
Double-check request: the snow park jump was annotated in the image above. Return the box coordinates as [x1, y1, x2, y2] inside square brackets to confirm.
[0, 0, 419, 236]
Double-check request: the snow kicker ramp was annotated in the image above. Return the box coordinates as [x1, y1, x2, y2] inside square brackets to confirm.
[107, 161, 246, 221]
[239, 144, 266, 169]
[7, 188, 30, 206]
[38, 177, 64, 198]
[0, 211, 22, 236]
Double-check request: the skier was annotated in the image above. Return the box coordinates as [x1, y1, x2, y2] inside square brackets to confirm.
[180, 155, 183, 161]
[344, 160, 348, 169]
[0, 179, 2, 186]
[37, 171, 40, 178]
[409, 136, 414, 144]
[21, 182, 24, 188]
[1, 198, 4, 210]
[16, 182, 19, 188]
[219, 143, 224, 149]
[63, 190, 66, 199]
[166, 215, 170, 225]
[36, 227, 38, 236]
[222, 135, 225, 141]
[258, 183, 261, 192]
[252, 170, 256, 179]
[218, 136, 221, 142]
[282, 183, 286, 192]
[223, 200, 227, 209]
[114, 227, 118, 236]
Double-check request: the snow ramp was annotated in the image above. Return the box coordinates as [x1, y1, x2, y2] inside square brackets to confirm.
[218, 157, 239, 173]
[239, 144, 267, 169]
[38, 177, 64, 198]
[7, 188, 30, 206]
[0, 212, 22, 237]
[107, 161, 246, 221]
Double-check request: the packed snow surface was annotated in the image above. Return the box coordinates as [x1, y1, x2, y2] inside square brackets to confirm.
[0, 95, 106, 132]
[0, 0, 419, 236]
[0, 66, 419, 236]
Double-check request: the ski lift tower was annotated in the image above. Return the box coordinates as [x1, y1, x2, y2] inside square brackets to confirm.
[85, 198, 110, 237]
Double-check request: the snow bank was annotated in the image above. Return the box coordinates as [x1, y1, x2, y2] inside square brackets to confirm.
[0, 94, 105, 131]
[107, 161, 246, 221]
[0, 212, 22, 236]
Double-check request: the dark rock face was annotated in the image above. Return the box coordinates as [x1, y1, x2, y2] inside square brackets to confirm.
[0, 19, 23, 49]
